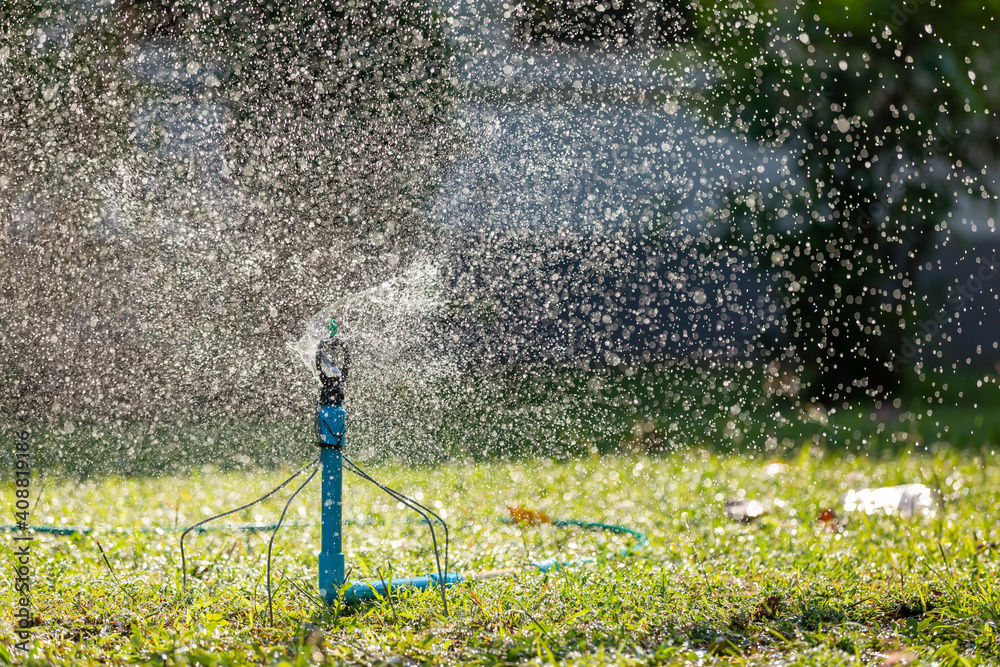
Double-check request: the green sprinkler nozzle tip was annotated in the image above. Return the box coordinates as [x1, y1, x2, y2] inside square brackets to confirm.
[328, 318, 338, 337]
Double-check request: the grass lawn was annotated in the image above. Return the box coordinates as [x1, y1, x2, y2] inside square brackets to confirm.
[2, 442, 999, 665]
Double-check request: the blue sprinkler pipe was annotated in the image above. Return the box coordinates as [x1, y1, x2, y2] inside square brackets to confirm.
[315, 320, 349, 604]
[317, 402, 346, 604]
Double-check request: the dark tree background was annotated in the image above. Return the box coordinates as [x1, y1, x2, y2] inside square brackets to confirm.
[686, 0, 1000, 402]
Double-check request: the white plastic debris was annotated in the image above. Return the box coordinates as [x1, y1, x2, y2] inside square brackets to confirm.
[842, 484, 940, 518]
[724, 498, 771, 523]
[761, 462, 790, 479]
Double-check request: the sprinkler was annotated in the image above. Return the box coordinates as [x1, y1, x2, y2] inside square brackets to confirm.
[314, 319, 460, 608]
[315, 318, 348, 602]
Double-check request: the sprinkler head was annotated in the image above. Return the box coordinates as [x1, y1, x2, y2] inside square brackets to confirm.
[316, 331, 349, 406]
[328, 318, 339, 337]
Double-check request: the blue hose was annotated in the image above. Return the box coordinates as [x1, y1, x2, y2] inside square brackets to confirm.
[343, 572, 465, 603]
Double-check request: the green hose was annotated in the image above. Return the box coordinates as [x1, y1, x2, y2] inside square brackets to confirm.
[548, 518, 649, 555]
[496, 514, 649, 573]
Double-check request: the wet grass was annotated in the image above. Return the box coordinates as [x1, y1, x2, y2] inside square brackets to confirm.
[2, 443, 1000, 665]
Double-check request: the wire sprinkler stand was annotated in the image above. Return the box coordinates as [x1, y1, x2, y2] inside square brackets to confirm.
[314, 319, 461, 607]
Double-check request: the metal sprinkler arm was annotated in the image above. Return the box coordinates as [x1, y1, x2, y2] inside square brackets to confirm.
[316, 336, 350, 406]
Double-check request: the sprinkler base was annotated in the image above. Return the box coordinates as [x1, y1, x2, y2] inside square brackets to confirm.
[318, 552, 346, 602]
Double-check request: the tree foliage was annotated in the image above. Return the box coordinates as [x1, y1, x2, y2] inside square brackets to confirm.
[687, 0, 1000, 401]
